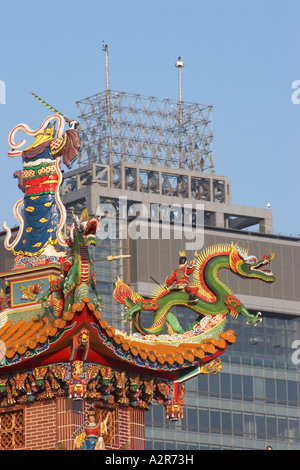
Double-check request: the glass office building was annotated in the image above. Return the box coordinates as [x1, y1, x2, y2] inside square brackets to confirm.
[145, 311, 300, 450]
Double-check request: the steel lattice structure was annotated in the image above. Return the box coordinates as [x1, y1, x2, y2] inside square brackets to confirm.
[76, 90, 214, 172]
[65, 89, 272, 233]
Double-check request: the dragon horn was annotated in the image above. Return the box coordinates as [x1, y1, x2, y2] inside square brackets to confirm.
[80, 209, 89, 222]
[72, 211, 80, 227]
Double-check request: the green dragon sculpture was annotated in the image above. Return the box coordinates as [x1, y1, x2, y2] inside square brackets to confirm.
[40, 210, 103, 314]
[113, 243, 275, 336]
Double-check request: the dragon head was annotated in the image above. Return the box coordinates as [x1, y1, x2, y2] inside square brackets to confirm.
[72, 209, 98, 248]
[229, 244, 275, 282]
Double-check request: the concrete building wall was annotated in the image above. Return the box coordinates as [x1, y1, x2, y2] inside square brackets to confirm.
[130, 227, 300, 312]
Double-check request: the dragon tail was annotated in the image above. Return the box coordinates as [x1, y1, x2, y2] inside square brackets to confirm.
[113, 277, 143, 305]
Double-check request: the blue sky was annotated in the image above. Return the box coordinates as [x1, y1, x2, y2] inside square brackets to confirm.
[0, 0, 299, 236]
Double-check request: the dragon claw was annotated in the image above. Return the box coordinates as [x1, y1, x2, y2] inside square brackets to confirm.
[123, 309, 133, 322]
[249, 314, 262, 326]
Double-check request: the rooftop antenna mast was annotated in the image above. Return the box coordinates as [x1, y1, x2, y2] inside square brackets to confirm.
[102, 41, 110, 92]
[175, 56, 184, 102]
[102, 41, 112, 166]
[175, 56, 184, 128]
[175, 56, 184, 165]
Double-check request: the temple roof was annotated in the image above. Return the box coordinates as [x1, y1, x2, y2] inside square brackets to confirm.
[0, 297, 236, 375]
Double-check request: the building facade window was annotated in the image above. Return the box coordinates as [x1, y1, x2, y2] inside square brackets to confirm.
[145, 311, 300, 450]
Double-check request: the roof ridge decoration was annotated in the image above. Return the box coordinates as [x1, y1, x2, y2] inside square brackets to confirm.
[4, 114, 80, 260]
[39, 209, 104, 313]
[113, 244, 275, 337]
